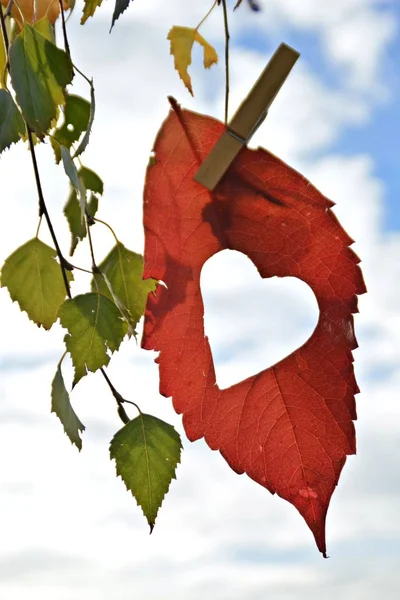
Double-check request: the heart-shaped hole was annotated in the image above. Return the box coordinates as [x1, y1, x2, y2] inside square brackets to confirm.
[201, 250, 319, 390]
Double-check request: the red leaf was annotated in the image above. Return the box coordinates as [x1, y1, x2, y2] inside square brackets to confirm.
[142, 103, 366, 557]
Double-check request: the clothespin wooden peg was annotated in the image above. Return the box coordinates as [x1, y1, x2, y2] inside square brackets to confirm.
[194, 43, 300, 191]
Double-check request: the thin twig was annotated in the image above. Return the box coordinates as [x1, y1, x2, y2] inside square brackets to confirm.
[221, 0, 230, 124]
[67, 262, 93, 275]
[85, 215, 101, 273]
[58, 0, 71, 58]
[85, 218, 139, 423]
[73, 63, 92, 86]
[27, 129, 73, 298]
[0, 3, 9, 52]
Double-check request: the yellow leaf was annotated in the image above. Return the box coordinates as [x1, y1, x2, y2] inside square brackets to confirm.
[1, 0, 72, 28]
[167, 26, 218, 96]
[0, 21, 7, 89]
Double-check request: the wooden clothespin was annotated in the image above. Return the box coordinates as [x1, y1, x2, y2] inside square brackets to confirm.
[194, 43, 300, 191]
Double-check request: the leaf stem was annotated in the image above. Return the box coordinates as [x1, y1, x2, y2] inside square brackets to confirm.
[196, 0, 218, 31]
[58, 0, 71, 58]
[100, 367, 141, 424]
[73, 63, 92, 87]
[67, 262, 93, 275]
[57, 350, 68, 368]
[92, 217, 120, 244]
[85, 214, 100, 273]
[27, 128, 73, 299]
[221, 0, 230, 124]
[35, 215, 42, 238]
[84, 218, 136, 423]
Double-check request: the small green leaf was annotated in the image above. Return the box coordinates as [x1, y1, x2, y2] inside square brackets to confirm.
[81, 0, 104, 24]
[64, 167, 103, 255]
[9, 24, 73, 135]
[73, 82, 95, 159]
[110, 0, 132, 31]
[58, 293, 128, 385]
[51, 95, 91, 163]
[79, 167, 103, 195]
[88, 193, 99, 218]
[110, 413, 182, 531]
[0, 238, 73, 329]
[92, 243, 157, 334]
[0, 89, 26, 153]
[51, 363, 85, 450]
[61, 146, 87, 222]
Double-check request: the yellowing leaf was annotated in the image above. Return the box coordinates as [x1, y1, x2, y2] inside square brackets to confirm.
[0, 18, 7, 89]
[81, 0, 104, 24]
[0, 238, 73, 329]
[167, 26, 218, 95]
[1, 0, 72, 27]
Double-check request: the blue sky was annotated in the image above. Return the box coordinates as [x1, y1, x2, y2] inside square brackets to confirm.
[233, 4, 400, 230]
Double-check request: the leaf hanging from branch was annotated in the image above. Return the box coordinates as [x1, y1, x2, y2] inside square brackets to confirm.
[141, 104, 366, 557]
[51, 363, 86, 451]
[110, 413, 182, 531]
[0, 90, 26, 153]
[9, 24, 73, 135]
[92, 243, 157, 336]
[58, 293, 128, 386]
[167, 26, 218, 96]
[1, 238, 73, 329]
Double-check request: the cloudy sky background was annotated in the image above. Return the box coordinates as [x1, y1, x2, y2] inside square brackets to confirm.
[0, 0, 399, 598]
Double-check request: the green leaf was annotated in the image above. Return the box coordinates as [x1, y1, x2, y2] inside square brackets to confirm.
[9, 24, 73, 135]
[92, 243, 157, 334]
[64, 167, 103, 255]
[33, 17, 55, 43]
[79, 166, 103, 195]
[0, 89, 26, 153]
[81, 0, 104, 24]
[51, 95, 91, 163]
[58, 292, 128, 385]
[0, 238, 73, 329]
[110, 413, 182, 531]
[51, 363, 85, 450]
[73, 82, 95, 159]
[110, 0, 133, 31]
[61, 146, 87, 222]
